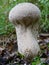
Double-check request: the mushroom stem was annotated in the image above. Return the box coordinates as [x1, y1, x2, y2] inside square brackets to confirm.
[15, 24, 40, 58]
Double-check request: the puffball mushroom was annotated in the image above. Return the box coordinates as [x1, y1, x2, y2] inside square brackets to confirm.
[9, 3, 41, 62]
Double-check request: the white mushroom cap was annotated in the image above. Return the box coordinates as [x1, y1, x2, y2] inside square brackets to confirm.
[9, 3, 40, 26]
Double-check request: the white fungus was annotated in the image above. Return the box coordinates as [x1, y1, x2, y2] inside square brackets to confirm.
[9, 3, 41, 62]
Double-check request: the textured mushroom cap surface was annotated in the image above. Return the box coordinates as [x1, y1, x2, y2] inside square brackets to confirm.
[9, 3, 40, 26]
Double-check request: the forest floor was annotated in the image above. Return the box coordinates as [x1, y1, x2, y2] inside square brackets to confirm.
[0, 33, 49, 65]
